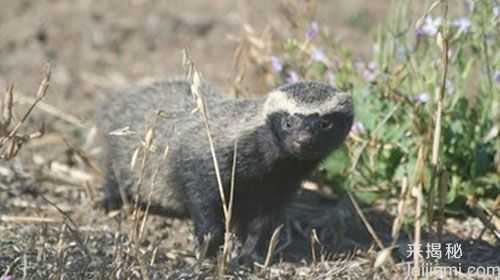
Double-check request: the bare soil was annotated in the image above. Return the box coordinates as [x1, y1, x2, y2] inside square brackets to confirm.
[1, 1, 499, 279]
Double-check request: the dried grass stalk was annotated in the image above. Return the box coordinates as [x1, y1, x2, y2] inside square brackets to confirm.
[0, 64, 51, 159]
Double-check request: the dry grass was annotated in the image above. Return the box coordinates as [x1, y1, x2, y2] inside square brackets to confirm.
[0, 65, 50, 160]
[1, 1, 499, 279]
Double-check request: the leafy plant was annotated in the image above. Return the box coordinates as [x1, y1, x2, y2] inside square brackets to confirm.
[268, 0, 499, 224]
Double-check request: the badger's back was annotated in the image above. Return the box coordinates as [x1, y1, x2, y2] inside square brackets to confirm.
[96, 79, 262, 215]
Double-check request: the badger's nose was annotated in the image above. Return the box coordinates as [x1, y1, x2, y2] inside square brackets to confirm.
[295, 132, 313, 146]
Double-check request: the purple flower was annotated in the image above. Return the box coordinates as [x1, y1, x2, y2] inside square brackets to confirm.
[367, 62, 377, 72]
[311, 48, 328, 63]
[414, 93, 430, 103]
[286, 71, 299, 83]
[350, 122, 366, 135]
[0, 276, 13, 280]
[416, 16, 442, 37]
[452, 17, 472, 33]
[494, 70, 500, 84]
[305, 21, 320, 40]
[494, 6, 499, 18]
[359, 61, 378, 82]
[354, 61, 378, 82]
[271, 56, 283, 73]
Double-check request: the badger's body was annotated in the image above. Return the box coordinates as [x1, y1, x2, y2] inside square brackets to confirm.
[97, 79, 353, 260]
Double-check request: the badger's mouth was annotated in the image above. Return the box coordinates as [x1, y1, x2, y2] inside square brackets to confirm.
[290, 142, 322, 160]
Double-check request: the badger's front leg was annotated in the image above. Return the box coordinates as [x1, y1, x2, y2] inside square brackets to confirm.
[237, 210, 281, 265]
[184, 183, 225, 258]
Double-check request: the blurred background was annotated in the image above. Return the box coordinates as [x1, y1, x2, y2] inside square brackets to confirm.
[0, 0, 393, 119]
[1, 0, 499, 278]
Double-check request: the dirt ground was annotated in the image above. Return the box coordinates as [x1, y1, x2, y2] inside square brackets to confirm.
[1, 1, 499, 279]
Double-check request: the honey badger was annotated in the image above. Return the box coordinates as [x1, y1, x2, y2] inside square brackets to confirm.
[96, 79, 353, 261]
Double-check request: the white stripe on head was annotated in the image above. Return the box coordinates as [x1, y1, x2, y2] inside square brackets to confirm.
[263, 90, 352, 116]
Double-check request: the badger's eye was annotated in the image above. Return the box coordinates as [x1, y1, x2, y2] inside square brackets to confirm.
[320, 119, 333, 130]
[282, 115, 297, 130]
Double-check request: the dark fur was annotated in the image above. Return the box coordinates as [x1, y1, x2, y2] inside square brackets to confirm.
[96, 79, 353, 260]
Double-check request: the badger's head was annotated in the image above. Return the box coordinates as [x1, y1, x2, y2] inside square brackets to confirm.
[263, 81, 353, 161]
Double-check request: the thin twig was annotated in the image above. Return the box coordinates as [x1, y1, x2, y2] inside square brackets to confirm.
[0, 65, 51, 159]
[412, 145, 426, 280]
[263, 225, 284, 269]
[183, 49, 234, 274]
[1, 84, 14, 128]
[39, 194, 91, 259]
[0, 215, 62, 224]
[185, 52, 229, 220]
[428, 0, 449, 234]
[413, 183, 423, 280]
[480, 28, 493, 92]
[221, 140, 238, 266]
[347, 191, 384, 250]
[391, 176, 409, 245]
[437, 169, 449, 241]
[131, 114, 158, 259]
[3, 65, 51, 142]
[474, 204, 500, 242]
[13, 94, 86, 128]
[139, 143, 169, 241]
